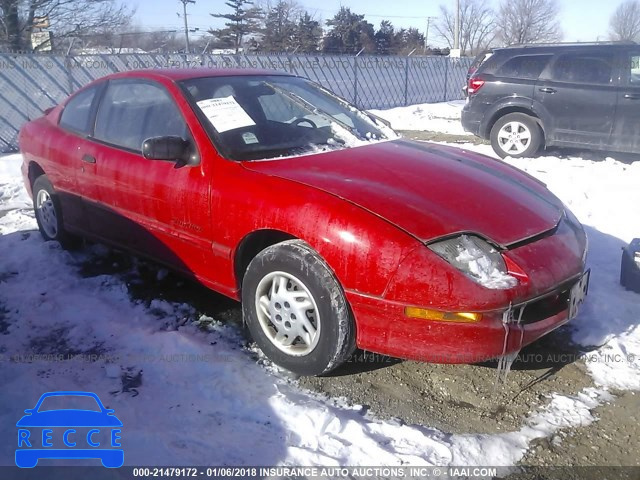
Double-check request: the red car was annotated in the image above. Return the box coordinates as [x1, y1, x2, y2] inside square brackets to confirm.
[19, 69, 589, 376]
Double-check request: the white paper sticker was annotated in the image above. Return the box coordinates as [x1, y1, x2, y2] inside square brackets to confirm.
[242, 132, 259, 144]
[196, 96, 255, 133]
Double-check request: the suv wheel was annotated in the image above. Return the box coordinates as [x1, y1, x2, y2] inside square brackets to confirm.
[242, 240, 356, 376]
[490, 113, 543, 159]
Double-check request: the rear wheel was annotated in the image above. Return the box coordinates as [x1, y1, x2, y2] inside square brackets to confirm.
[32, 175, 80, 249]
[242, 240, 356, 376]
[490, 113, 543, 159]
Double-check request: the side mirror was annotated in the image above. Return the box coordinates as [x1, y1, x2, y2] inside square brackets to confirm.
[142, 136, 198, 166]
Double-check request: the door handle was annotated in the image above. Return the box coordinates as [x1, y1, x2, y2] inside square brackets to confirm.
[538, 87, 557, 94]
[623, 93, 640, 100]
[82, 154, 96, 164]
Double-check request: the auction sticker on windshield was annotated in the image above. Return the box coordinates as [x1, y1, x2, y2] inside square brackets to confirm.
[196, 96, 256, 133]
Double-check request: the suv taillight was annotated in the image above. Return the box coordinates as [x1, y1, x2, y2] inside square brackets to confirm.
[468, 78, 485, 95]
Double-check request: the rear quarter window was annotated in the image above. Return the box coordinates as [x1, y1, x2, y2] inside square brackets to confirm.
[59, 86, 98, 134]
[495, 55, 552, 80]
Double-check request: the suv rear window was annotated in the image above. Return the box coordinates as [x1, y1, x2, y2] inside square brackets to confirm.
[496, 55, 551, 80]
[549, 53, 613, 85]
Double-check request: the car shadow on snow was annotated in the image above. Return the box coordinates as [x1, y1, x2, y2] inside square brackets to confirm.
[0, 229, 292, 467]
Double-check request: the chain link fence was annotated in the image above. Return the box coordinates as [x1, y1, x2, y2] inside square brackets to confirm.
[0, 53, 472, 152]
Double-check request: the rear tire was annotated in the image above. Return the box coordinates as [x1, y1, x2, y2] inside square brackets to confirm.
[242, 240, 356, 376]
[32, 175, 81, 249]
[490, 113, 543, 159]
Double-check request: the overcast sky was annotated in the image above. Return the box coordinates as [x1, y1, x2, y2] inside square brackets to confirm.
[131, 0, 619, 47]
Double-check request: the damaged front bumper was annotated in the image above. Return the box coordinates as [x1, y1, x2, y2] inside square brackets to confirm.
[346, 270, 589, 364]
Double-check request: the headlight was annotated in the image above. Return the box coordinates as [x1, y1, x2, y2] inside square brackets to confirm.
[428, 235, 518, 289]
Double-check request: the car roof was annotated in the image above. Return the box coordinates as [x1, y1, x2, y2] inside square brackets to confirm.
[491, 41, 636, 55]
[105, 68, 293, 82]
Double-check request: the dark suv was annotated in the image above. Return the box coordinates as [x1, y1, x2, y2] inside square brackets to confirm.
[461, 42, 640, 158]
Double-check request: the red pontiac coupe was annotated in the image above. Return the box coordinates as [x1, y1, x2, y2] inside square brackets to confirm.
[19, 69, 589, 376]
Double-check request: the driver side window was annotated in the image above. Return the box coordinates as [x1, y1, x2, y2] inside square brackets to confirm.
[94, 81, 189, 152]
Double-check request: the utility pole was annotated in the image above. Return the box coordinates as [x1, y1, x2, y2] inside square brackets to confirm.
[424, 16, 437, 54]
[453, 0, 460, 50]
[180, 0, 195, 54]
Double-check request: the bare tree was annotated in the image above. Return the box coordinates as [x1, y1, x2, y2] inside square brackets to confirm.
[610, 0, 640, 41]
[496, 0, 562, 46]
[434, 0, 496, 56]
[0, 0, 134, 51]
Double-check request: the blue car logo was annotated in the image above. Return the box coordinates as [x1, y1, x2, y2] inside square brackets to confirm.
[15, 391, 123, 468]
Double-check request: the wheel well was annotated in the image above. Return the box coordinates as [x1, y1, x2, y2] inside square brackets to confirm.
[28, 162, 45, 186]
[234, 229, 297, 291]
[485, 107, 545, 140]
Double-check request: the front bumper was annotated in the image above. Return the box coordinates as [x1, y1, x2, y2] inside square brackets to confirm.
[347, 273, 584, 364]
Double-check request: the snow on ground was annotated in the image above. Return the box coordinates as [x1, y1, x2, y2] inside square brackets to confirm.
[1, 113, 640, 468]
[371, 101, 470, 136]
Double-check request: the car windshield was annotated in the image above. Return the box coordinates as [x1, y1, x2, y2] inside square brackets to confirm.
[179, 75, 397, 161]
[37, 395, 102, 412]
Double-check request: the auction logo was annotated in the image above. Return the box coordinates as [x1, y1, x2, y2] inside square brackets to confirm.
[15, 391, 123, 468]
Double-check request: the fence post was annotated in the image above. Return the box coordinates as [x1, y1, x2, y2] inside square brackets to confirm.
[353, 56, 359, 106]
[404, 57, 410, 106]
[65, 54, 74, 95]
[443, 57, 449, 102]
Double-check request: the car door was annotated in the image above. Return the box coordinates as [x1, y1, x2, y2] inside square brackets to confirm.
[89, 79, 212, 276]
[534, 50, 620, 147]
[54, 84, 103, 230]
[611, 48, 640, 153]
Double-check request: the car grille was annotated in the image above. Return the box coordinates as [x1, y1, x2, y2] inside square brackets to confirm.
[504, 279, 576, 326]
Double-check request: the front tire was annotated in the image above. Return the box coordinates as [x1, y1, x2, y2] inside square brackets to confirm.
[242, 240, 356, 376]
[490, 113, 543, 159]
[32, 175, 80, 249]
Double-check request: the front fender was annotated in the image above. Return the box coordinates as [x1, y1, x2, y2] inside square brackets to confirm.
[217, 164, 421, 298]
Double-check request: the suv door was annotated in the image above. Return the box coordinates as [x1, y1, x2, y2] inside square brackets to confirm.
[90, 79, 212, 275]
[534, 50, 620, 147]
[611, 49, 640, 153]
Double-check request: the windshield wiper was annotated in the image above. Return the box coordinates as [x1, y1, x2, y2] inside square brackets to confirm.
[263, 82, 367, 142]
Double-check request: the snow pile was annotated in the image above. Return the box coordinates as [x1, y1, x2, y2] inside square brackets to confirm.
[371, 101, 470, 135]
[0, 154, 30, 214]
[453, 235, 518, 290]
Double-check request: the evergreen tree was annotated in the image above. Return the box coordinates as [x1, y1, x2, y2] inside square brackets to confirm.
[210, 0, 262, 54]
[323, 7, 375, 54]
[374, 20, 394, 54]
[393, 27, 426, 55]
[293, 12, 322, 53]
[261, 0, 297, 51]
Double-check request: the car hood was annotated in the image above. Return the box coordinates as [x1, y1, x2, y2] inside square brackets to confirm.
[244, 139, 564, 246]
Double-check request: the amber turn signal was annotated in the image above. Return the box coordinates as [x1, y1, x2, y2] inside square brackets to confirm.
[404, 307, 482, 323]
